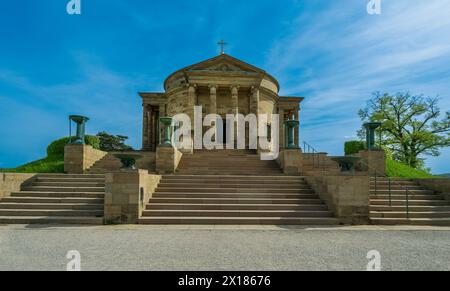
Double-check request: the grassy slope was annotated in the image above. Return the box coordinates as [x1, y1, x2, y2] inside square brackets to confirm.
[0, 156, 64, 173]
[386, 159, 434, 178]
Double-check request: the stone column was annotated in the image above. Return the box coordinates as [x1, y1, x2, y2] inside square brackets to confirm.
[294, 110, 299, 148]
[209, 84, 217, 114]
[186, 84, 197, 154]
[142, 105, 150, 151]
[251, 86, 259, 115]
[279, 108, 285, 149]
[187, 84, 197, 119]
[231, 85, 239, 146]
[231, 85, 239, 115]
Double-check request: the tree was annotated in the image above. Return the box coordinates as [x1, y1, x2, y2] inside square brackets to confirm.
[96, 132, 133, 152]
[358, 92, 450, 169]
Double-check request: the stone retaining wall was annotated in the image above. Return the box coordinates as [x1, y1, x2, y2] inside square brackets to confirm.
[0, 173, 37, 200]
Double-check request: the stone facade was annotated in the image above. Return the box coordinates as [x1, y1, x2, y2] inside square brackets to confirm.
[140, 54, 303, 152]
[64, 144, 107, 174]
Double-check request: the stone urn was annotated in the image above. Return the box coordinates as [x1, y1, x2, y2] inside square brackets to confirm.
[330, 156, 361, 174]
[113, 153, 143, 171]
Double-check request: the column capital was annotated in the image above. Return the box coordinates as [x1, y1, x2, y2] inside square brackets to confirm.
[251, 86, 260, 94]
[186, 83, 197, 89]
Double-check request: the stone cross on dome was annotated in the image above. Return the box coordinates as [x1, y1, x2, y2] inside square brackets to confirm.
[217, 40, 227, 55]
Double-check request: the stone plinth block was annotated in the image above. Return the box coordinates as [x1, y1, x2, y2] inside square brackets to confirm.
[156, 146, 182, 174]
[64, 144, 107, 174]
[305, 175, 370, 225]
[358, 150, 386, 176]
[279, 149, 303, 175]
[104, 170, 161, 224]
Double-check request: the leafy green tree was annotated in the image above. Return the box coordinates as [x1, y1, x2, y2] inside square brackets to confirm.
[358, 92, 450, 169]
[96, 132, 133, 152]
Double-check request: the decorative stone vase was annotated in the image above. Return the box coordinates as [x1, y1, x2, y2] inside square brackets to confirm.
[285, 119, 300, 149]
[159, 117, 173, 147]
[113, 153, 143, 171]
[69, 115, 90, 145]
[363, 122, 382, 151]
[330, 156, 361, 174]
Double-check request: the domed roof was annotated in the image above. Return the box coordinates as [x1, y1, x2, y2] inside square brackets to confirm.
[163, 54, 280, 93]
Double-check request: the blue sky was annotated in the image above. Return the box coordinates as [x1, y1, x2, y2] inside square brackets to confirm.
[0, 0, 449, 173]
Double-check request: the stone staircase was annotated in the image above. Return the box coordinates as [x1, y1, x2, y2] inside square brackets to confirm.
[176, 149, 283, 175]
[139, 175, 339, 225]
[370, 177, 450, 225]
[0, 174, 105, 224]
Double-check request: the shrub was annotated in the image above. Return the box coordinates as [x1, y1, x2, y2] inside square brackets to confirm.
[46, 135, 100, 157]
[345, 140, 366, 155]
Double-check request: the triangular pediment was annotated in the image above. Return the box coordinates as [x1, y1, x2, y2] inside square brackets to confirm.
[186, 54, 264, 74]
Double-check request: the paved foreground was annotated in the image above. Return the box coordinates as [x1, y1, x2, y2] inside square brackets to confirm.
[0, 225, 449, 271]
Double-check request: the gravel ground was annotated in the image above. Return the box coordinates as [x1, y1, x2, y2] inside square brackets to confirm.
[0, 225, 449, 271]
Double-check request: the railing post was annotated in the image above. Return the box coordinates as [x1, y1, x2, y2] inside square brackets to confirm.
[374, 170, 377, 195]
[406, 189, 410, 219]
[388, 178, 392, 206]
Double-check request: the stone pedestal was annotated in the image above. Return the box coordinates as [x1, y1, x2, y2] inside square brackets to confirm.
[156, 146, 183, 174]
[305, 175, 370, 225]
[104, 170, 161, 224]
[64, 144, 107, 174]
[279, 149, 303, 175]
[359, 150, 386, 176]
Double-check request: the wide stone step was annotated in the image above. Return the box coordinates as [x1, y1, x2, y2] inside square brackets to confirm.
[11, 191, 104, 198]
[146, 203, 329, 211]
[142, 209, 334, 218]
[37, 174, 104, 179]
[0, 203, 103, 210]
[370, 205, 450, 212]
[21, 186, 105, 193]
[370, 194, 444, 200]
[139, 217, 339, 225]
[157, 183, 308, 189]
[32, 182, 106, 187]
[176, 172, 284, 176]
[155, 188, 313, 194]
[370, 180, 417, 185]
[164, 175, 302, 180]
[153, 193, 318, 199]
[159, 179, 306, 185]
[370, 185, 427, 190]
[0, 216, 104, 225]
[36, 177, 105, 183]
[370, 211, 450, 219]
[0, 209, 103, 217]
[370, 217, 450, 226]
[149, 197, 324, 205]
[1, 197, 104, 204]
[371, 199, 449, 206]
[370, 190, 434, 195]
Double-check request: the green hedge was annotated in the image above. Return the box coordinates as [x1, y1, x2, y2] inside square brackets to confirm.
[46, 135, 100, 157]
[345, 140, 366, 155]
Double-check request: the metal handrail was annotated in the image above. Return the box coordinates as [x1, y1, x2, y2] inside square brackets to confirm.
[357, 158, 411, 219]
[302, 141, 326, 170]
[302, 142, 411, 219]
